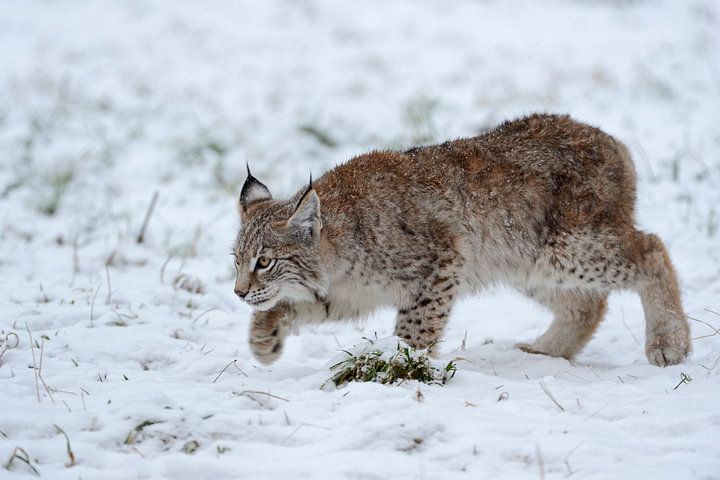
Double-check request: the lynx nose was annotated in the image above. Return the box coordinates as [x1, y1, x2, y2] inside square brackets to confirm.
[235, 277, 251, 300]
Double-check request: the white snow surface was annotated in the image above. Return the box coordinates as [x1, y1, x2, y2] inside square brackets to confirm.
[1, 1, 719, 479]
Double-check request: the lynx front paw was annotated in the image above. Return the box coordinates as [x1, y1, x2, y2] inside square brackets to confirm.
[646, 329, 690, 367]
[249, 308, 290, 365]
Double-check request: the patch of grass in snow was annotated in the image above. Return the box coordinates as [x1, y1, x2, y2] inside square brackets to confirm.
[706, 207, 718, 237]
[404, 95, 439, 145]
[298, 123, 338, 148]
[181, 440, 200, 454]
[327, 338, 456, 388]
[180, 137, 227, 166]
[38, 168, 74, 216]
[173, 273, 206, 294]
[124, 419, 162, 445]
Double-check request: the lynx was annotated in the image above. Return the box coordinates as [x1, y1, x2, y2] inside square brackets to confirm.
[233, 114, 690, 367]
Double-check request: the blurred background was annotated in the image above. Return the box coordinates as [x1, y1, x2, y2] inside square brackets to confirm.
[1, 1, 718, 258]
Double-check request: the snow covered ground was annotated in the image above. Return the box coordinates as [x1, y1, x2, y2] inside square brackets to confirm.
[1, 1, 719, 478]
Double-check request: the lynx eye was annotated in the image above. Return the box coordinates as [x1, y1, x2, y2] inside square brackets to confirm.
[255, 256, 272, 270]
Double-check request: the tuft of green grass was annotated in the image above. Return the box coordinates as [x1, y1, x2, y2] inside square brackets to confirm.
[404, 95, 439, 145]
[124, 419, 161, 445]
[179, 136, 228, 166]
[181, 440, 200, 454]
[38, 168, 74, 216]
[298, 124, 338, 148]
[707, 207, 717, 237]
[327, 339, 456, 388]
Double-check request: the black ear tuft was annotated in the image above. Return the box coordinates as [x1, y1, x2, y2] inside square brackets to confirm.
[239, 168, 272, 217]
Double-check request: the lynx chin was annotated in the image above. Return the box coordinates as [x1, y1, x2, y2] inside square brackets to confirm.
[232, 114, 690, 367]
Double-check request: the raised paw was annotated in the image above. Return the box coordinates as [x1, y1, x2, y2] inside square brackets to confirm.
[646, 330, 690, 367]
[249, 307, 291, 365]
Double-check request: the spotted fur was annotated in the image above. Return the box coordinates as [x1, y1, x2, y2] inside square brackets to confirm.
[234, 114, 690, 366]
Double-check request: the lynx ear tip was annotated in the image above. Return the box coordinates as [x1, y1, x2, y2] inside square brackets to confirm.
[239, 169, 272, 213]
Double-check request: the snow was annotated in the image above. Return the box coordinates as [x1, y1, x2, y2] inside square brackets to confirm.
[1, 0, 719, 478]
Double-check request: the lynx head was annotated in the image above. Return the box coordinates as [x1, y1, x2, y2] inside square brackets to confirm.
[233, 168, 327, 311]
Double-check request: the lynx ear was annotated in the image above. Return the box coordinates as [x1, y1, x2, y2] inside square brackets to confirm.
[239, 166, 272, 218]
[287, 183, 321, 242]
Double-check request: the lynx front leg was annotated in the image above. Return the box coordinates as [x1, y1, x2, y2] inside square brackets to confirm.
[248, 300, 330, 365]
[248, 305, 294, 365]
[394, 267, 459, 351]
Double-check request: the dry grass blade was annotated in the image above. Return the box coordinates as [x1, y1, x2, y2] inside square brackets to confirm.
[621, 308, 640, 345]
[535, 444, 546, 480]
[38, 338, 55, 403]
[0, 332, 19, 364]
[564, 441, 584, 477]
[232, 361, 248, 377]
[25, 323, 40, 402]
[159, 254, 174, 284]
[192, 308, 219, 328]
[688, 314, 720, 340]
[72, 234, 80, 274]
[213, 359, 240, 383]
[90, 281, 102, 327]
[234, 390, 289, 402]
[104, 263, 113, 305]
[4, 447, 39, 476]
[137, 191, 159, 243]
[281, 422, 331, 445]
[539, 379, 565, 411]
[673, 372, 692, 390]
[53, 424, 76, 467]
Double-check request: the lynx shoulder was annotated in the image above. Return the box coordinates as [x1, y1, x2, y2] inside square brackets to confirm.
[233, 113, 690, 367]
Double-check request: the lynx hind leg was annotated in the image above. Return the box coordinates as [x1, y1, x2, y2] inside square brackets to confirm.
[631, 232, 690, 366]
[517, 289, 608, 360]
[537, 229, 690, 366]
